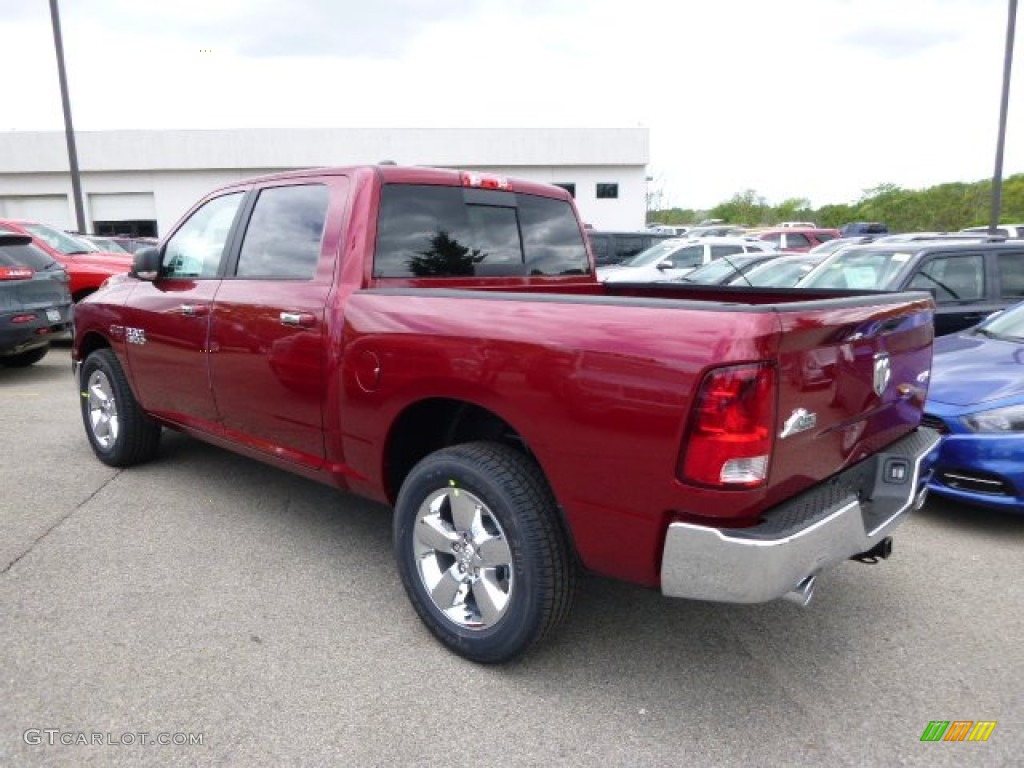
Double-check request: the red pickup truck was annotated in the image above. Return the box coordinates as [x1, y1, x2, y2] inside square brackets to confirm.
[72, 166, 940, 662]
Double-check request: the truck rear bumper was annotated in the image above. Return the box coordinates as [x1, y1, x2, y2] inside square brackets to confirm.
[660, 428, 941, 603]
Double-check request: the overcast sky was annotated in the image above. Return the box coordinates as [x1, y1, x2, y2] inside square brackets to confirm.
[2, 0, 1020, 209]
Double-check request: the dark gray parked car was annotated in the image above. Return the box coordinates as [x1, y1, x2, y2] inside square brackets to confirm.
[585, 230, 676, 267]
[0, 234, 73, 367]
[799, 239, 1024, 336]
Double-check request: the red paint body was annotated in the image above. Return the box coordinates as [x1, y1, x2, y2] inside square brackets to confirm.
[72, 167, 934, 588]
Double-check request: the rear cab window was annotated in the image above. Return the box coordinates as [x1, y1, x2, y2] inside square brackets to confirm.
[0, 242, 56, 270]
[374, 185, 588, 278]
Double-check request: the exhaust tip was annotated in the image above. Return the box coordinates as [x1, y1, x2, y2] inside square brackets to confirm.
[782, 575, 815, 607]
[851, 536, 893, 564]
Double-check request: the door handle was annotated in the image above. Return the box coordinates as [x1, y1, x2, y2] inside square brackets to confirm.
[280, 311, 316, 328]
[180, 303, 208, 317]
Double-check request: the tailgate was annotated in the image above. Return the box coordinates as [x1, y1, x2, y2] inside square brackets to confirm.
[766, 292, 933, 505]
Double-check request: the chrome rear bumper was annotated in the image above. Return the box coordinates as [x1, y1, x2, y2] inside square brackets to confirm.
[660, 428, 941, 604]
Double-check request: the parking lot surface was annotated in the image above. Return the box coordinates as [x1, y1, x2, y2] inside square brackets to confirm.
[2, 342, 1021, 767]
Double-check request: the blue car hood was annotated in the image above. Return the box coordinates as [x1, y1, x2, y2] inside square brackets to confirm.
[928, 332, 1024, 406]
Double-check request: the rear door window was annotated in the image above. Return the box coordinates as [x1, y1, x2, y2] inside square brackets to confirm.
[997, 252, 1024, 298]
[374, 185, 587, 277]
[710, 245, 744, 260]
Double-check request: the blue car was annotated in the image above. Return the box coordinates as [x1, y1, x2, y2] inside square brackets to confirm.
[923, 300, 1024, 512]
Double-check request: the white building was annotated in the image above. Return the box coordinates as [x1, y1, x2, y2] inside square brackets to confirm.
[0, 127, 649, 236]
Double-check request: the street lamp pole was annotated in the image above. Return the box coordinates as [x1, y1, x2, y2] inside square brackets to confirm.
[990, 0, 1018, 235]
[48, 0, 86, 234]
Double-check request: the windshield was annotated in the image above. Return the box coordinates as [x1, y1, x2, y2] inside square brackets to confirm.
[623, 240, 687, 268]
[808, 237, 867, 256]
[980, 302, 1024, 340]
[89, 237, 130, 253]
[739, 258, 818, 287]
[799, 249, 911, 289]
[684, 253, 764, 283]
[24, 222, 94, 255]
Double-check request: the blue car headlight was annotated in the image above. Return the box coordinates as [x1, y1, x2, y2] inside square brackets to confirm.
[962, 404, 1024, 433]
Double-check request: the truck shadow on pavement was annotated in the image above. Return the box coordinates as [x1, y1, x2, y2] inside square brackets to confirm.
[143, 431, 931, 691]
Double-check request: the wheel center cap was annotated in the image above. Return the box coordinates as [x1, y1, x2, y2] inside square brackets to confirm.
[457, 537, 478, 576]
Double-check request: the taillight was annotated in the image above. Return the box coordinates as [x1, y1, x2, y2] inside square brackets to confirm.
[461, 171, 511, 190]
[0, 267, 33, 280]
[679, 363, 776, 488]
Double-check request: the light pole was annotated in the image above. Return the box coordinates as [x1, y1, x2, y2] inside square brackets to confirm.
[48, 0, 86, 234]
[989, 0, 1018, 234]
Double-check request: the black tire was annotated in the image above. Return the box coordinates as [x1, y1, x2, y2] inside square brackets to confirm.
[80, 348, 161, 467]
[394, 441, 576, 663]
[2, 345, 49, 367]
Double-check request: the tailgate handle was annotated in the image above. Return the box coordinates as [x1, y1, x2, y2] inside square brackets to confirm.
[280, 311, 316, 328]
[179, 303, 208, 317]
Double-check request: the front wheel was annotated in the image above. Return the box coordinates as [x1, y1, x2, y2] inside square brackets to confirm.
[394, 442, 576, 663]
[80, 348, 161, 467]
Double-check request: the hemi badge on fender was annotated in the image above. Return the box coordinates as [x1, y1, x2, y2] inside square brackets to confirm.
[779, 408, 817, 439]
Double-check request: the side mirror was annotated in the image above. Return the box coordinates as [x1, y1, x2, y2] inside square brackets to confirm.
[656, 261, 673, 270]
[132, 246, 162, 281]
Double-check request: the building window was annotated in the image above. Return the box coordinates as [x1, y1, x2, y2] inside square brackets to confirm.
[94, 219, 158, 237]
[596, 183, 619, 199]
[553, 182, 576, 198]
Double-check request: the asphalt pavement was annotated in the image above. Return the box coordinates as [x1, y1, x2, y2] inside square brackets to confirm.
[1, 341, 1021, 767]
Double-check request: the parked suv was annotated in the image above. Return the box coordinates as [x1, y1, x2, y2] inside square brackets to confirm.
[798, 240, 1024, 335]
[585, 230, 676, 267]
[0, 234, 73, 367]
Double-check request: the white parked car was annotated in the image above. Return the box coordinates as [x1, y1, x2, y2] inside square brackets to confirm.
[960, 223, 1024, 239]
[598, 237, 776, 283]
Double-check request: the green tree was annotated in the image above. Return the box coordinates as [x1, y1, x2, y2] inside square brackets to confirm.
[710, 189, 769, 226]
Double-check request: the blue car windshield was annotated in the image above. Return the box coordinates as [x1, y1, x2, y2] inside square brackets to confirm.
[980, 304, 1024, 341]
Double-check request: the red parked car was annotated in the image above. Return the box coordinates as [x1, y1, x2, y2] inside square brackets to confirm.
[0, 219, 133, 302]
[745, 227, 841, 252]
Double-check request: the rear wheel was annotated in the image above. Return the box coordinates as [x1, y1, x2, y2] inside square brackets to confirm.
[394, 441, 576, 663]
[80, 348, 161, 467]
[1, 345, 49, 367]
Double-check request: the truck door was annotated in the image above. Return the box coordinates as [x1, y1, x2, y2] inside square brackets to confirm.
[124, 191, 246, 426]
[207, 179, 345, 466]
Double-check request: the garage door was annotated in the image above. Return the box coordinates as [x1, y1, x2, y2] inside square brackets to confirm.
[0, 195, 72, 229]
[88, 192, 157, 221]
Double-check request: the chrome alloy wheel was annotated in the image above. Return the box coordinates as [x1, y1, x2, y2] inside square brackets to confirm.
[413, 487, 514, 630]
[86, 369, 119, 450]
